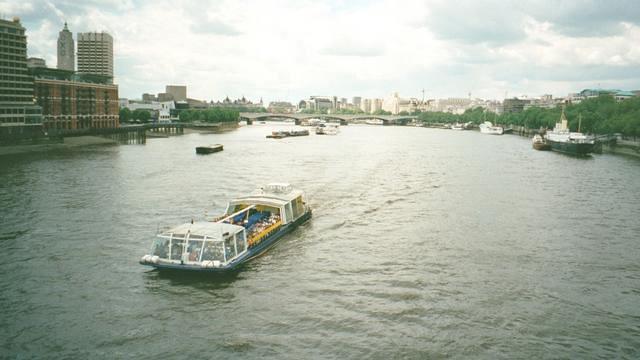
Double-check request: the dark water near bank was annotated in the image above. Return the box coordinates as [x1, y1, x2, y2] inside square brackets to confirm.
[1, 125, 639, 359]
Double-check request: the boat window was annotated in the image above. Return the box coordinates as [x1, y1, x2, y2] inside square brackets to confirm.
[170, 238, 185, 260]
[235, 231, 246, 253]
[285, 203, 293, 223]
[224, 236, 237, 260]
[152, 237, 169, 258]
[292, 196, 304, 219]
[201, 241, 224, 262]
[187, 239, 203, 262]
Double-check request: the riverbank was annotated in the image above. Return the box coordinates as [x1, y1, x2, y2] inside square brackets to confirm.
[601, 139, 640, 158]
[0, 136, 116, 156]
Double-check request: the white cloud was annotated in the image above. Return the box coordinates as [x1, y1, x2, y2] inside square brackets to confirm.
[6, 0, 640, 103]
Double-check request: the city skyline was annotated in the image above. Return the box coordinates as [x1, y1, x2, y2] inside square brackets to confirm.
[3, 0, 640, 103]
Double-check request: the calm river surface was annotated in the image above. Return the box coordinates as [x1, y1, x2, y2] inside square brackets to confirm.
[1, 124, 639, 358]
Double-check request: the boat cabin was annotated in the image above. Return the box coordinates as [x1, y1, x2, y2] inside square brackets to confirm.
[218, 183, 308, 247]
[142, 222, 248, 268]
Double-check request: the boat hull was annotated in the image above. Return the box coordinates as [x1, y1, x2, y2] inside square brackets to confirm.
[548, 140, 594, 156]
[532, 142, 551, 151]
[196, 145, 223, 154]
[141, 210, 312, 273]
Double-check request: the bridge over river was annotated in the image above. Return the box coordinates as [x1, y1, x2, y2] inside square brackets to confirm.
[239, 112, 417, 125]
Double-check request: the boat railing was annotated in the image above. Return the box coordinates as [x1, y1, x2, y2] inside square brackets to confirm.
[248, 220, 282, 248]
[215, 205, 256, 223]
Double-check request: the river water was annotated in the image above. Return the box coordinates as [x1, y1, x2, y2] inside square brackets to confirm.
[1, 124, 639, 358]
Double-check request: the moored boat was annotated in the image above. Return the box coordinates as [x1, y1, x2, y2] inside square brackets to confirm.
[195, 144, 223, 154]
[532, 134, 551, 150]
[289, 129, 309, 136]
[544, 110, 595, 156]
[451, 123, 465, 130]
[315, 123, 339, 135]
[479, 121, 504, 135]
[365, 119, 384, 125]
[140, 183, 312, 272]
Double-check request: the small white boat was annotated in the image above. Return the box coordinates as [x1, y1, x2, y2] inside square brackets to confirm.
[365, 119, 384, 125]
[479, 121, 504, 135]
[316, 123, 339, 135]
[532, 134, 551, 150]
[451, 123, 465, 130]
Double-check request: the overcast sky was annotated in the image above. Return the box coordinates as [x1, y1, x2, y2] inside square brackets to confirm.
[2, 0, 640, 103]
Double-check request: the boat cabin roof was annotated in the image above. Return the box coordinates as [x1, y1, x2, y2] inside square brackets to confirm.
[228, 183, 304, 207]
[163, 221, 244, 240]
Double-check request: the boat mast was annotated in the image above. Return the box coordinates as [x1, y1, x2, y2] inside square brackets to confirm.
[578, 114, 582, 133]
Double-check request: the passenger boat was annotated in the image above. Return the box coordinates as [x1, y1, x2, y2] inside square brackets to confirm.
[195, 144, 223, 154]
[544, 110, 595, 156]
[266, 130, 309, 138]
[315, 123, 339, 135]
[289, 129, 310, 136]
[266, 131, 288, 139]
[479, 121, 504, 135]
[532, 134, 551, 150]
[140, 183, 312, 272]
[365, 119, 384, 125]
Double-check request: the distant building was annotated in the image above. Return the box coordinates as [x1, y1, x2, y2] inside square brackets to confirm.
[578, 88, 634, 102]
[77, 32, 113, 82]
[165, 85, 187, 101]
[360, 99, 371, 113]
[210, 96, 264, 110]
[57, 22, 74, 71]
[124, 100, 175, 122]
[142, 93, 157, 102]
[503, 98, 531, 113]
[31, 67, 119, 130]
[268, 101, 296, 113]
[157, 93, 174, 102]
[352, 96, 361, 107]
[0, 17, 43, 144]
[27, 57, 47, 68]
[371, 98, 383, 113]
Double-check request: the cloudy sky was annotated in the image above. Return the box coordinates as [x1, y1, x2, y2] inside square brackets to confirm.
[2, 0, 640, 103]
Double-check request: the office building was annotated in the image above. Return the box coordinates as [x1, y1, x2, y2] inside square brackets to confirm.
[27, 57, 46, 68]
[57, 22, 74, 71]
[0, 17, 42, 143]
[31, 67, 119, 130]
[165, 85, 187, 101]
[77, 32, 113, 81]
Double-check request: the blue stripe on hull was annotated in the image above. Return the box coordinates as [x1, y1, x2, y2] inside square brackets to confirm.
[143, 210, 312, 273]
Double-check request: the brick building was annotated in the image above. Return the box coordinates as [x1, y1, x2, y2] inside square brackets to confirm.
[31, 67, 119, 130]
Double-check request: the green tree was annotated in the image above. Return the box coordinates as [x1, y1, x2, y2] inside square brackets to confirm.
[132, 109, 151, 123]
[119, 107, 131, 123]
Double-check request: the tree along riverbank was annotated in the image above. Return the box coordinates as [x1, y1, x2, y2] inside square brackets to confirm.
[418, 95, 640, 139]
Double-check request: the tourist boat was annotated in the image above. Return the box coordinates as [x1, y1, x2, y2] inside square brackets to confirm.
[195, 144, 223, 154]
[544, 110, 595, 156]
[315, 123, 339, 135]
[289, 129, 309, 136]
[365, 119, 384, 125]
[532, 134, 551, 150]
[479, 121, 504, 135]
[266, 130, 309, 138]
[140, 183, 312, 272]
[266, 131, 288, 139]
[303, 118, 324, 127]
